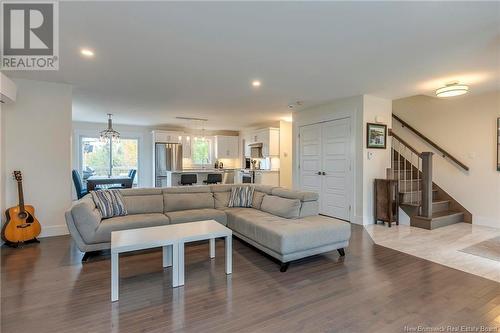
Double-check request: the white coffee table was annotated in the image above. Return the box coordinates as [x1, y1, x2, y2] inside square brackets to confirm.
[111, 225, 179, 302]
[110, 220, 232, 302]
[174, 220, 232, 286]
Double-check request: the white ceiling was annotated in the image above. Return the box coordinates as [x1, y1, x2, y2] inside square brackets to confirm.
[7, 1, 500, 130]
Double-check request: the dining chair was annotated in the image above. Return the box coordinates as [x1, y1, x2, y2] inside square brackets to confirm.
[128, 169, 137, 184]
[109, 169, 137, 189]
[72, 170, 88, 199]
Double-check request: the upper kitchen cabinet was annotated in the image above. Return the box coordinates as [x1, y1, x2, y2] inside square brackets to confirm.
[153, 130, 183, 143]
[244, 127, 279, 157]
[181, 135, 191, 158]
[215, 135, 239, 159]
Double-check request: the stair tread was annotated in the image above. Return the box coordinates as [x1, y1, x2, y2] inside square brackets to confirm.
[399, 199, 449, 206]
[400, 203, 419, 207]
[432, 211, 463, 219]
[432, 200, 449, 204]
[399, 188, 437, 194]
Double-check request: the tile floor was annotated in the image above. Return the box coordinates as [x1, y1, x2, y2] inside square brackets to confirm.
[365, 223, 500, 283]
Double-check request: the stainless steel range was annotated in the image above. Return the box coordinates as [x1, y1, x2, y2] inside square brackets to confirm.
[240, 169, 255, 183]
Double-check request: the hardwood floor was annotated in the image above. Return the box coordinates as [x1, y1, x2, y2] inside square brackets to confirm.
[2, 224, 499, 333]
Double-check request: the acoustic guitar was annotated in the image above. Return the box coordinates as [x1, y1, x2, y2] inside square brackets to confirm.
[2, 171, 41, 246]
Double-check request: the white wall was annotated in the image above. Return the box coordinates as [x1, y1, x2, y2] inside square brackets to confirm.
[293, 94, 392, 225]
[393, 91, 500, 228]
[279, 120, 293, 188]
[362, 95, 393, 224]
[0, 101, 5, 229]
[3, 79, 72, 237]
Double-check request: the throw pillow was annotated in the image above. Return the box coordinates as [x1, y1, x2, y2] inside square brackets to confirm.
[228, 186, 255, 208]
[91, 190, 127, 218]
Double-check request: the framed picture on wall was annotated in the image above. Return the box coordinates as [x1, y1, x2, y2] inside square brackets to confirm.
[366, 123, 387, 149]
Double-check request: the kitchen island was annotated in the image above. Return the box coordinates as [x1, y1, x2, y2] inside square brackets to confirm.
[163, 169, 236, 187]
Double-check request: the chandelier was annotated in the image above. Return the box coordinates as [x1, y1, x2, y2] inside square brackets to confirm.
[100, 114, 120, 141]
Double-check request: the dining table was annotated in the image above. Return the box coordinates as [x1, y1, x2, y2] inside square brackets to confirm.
[86, 175, 133, 191]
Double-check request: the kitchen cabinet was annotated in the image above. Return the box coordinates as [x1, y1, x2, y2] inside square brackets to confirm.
[254, 171, 280, 186]
[243, 128, 279, 157]
[182, 136, 191, 158]
[244, 134, 252, 157]
[153, 130, 183, 144]
[215, 135, 239, 159]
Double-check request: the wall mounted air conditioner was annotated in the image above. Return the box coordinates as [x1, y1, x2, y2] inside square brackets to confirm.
[0, 73, 17, 104]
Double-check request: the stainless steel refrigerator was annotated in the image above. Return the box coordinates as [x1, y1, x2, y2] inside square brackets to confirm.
[155, 143, 183, 187]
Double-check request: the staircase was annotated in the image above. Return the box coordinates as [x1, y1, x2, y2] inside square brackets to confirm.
[390, 132, 471, 230]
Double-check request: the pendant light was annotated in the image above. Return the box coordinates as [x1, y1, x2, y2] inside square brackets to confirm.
[99, 114, 120, 142]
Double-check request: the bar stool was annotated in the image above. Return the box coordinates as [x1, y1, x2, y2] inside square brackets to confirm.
[179, 174, 197, 185]
[203, 173, 222, 184]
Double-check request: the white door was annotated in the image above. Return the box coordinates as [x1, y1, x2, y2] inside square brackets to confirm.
[299, 118, 351, 221]
[299, 123, 322, 194]
[321, 118, 351, 220]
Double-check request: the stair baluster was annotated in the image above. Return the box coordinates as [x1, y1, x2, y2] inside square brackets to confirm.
[390, 130, 470, 229]
[391, 135, 423, 208]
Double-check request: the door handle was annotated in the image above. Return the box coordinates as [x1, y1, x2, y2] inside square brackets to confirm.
[317, 171, 322, 175]
[322, 172, 326, 176]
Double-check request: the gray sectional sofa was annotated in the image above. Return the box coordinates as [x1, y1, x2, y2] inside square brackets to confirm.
[65, 184, 351, 271]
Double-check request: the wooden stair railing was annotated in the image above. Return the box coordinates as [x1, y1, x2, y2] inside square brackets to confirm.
[392, 114, 469, 171]
[389, 131, 471, 229]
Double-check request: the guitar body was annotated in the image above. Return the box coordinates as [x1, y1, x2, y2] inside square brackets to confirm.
[2, 171, 42, 245]
[3, 205, 41, 243]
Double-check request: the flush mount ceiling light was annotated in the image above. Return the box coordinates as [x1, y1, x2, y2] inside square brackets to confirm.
[435, 83, 469, 98]
[80, 48, 95, 57]
[251, 80, 261, 87]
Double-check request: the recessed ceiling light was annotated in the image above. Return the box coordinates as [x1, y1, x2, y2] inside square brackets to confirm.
[436, 83, 469, 98]
[252, 80, 261, 87]
[80, 48, 94, 57]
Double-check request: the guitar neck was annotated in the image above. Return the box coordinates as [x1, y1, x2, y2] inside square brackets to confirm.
[17, 181, 25, 212]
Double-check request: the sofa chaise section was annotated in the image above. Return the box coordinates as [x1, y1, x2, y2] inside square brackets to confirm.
[225, 208, 350, 270]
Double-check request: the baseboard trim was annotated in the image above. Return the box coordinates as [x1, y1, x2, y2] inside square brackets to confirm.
[40, 224, 69, 238]
[352, 215, 365, 225]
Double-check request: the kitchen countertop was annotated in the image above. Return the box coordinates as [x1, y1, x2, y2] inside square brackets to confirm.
[240, 169, 280, 173]
[166, 169, 236, 174]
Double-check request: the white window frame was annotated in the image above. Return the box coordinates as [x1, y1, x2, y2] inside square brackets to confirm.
[189, 135, 215, 169]
[77, 134, 141, 185]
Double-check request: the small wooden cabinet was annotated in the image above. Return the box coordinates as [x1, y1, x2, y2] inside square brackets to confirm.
[374, 179, 399, 227]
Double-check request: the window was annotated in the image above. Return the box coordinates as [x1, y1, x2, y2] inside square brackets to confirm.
[80, 137, 139, 185]
[191, 137, 213, 166]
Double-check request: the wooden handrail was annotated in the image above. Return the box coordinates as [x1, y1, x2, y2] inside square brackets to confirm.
[389, 130, 421, 157]
[392, 114, 469, 171]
